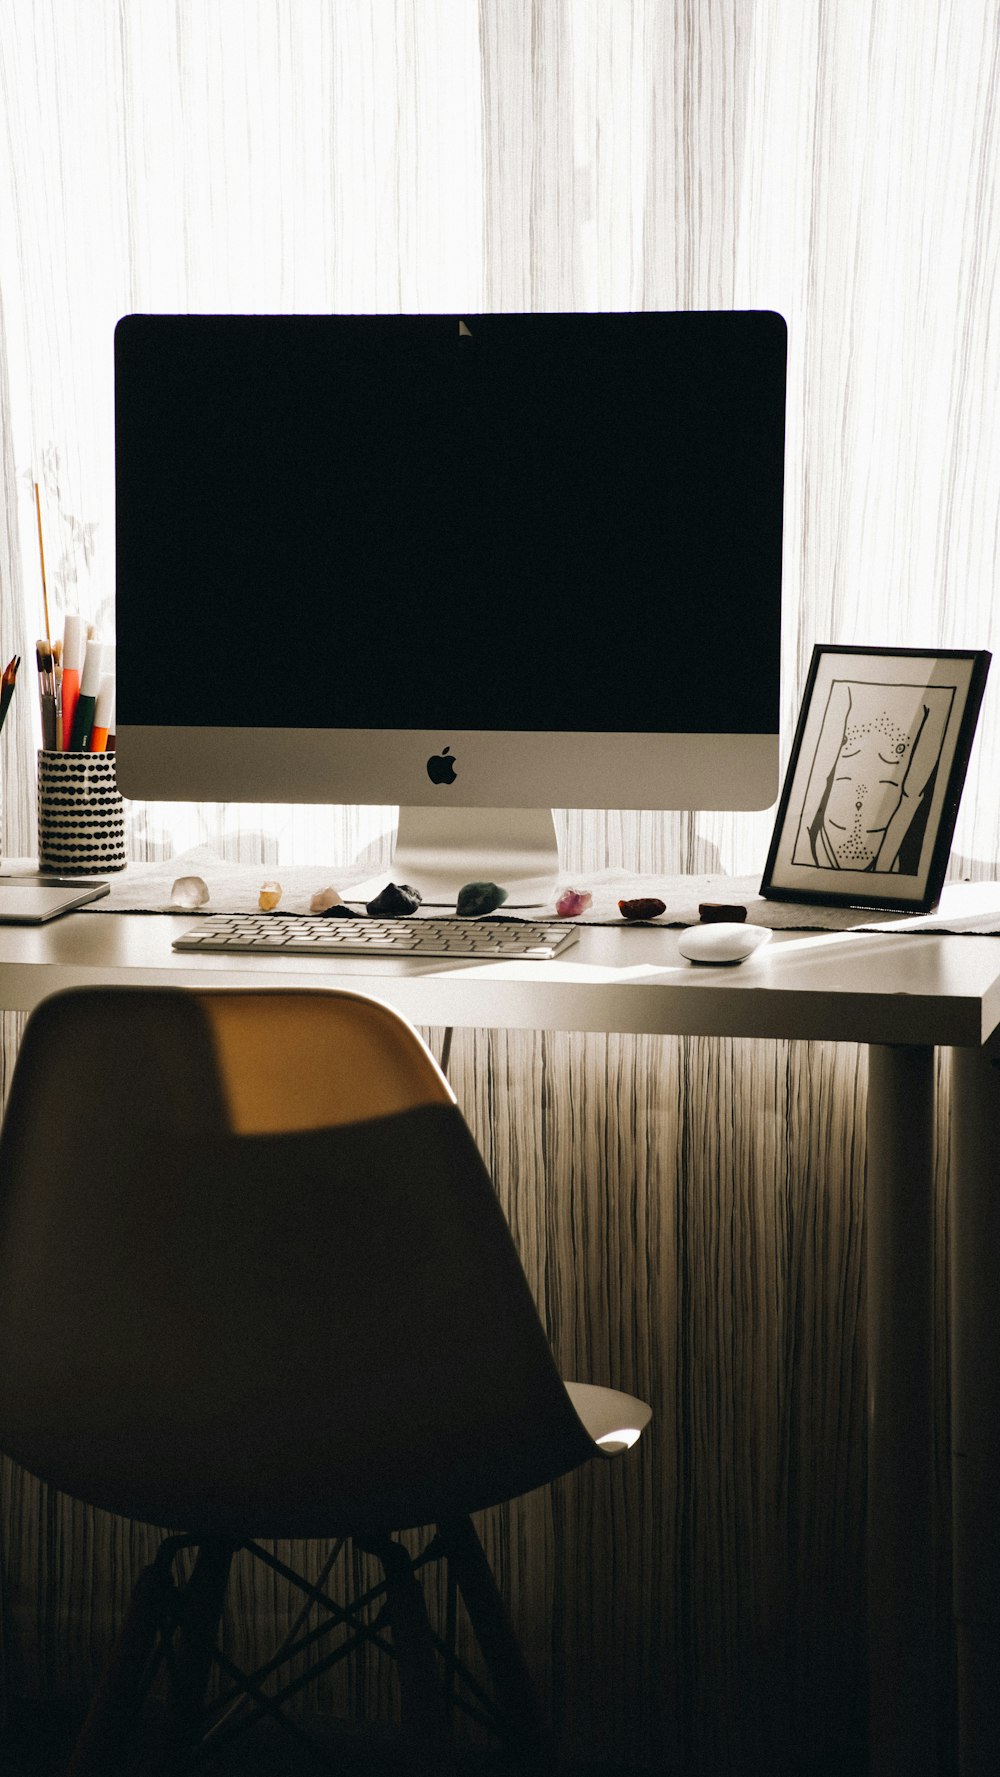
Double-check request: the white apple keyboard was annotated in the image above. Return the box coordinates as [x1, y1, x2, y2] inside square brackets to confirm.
[172, 914, 580, 960]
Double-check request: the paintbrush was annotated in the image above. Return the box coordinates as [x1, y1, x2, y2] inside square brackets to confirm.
[51, 637, 63, 750]
[0, 655, 20, 735]
[33, 484, 63, 747]
[36, 638, 57, 749]
[33, 484, 52, 648]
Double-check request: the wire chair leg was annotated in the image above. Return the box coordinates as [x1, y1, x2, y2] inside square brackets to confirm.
[436, 1514, 558, 1774]
[364, 1535, 460, 1775]
[166, 1536, 235, 1745]
[65, 1553, 175, 1777]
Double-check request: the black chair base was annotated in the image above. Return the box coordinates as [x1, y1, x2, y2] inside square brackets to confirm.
[64, 1520, 559, 1777]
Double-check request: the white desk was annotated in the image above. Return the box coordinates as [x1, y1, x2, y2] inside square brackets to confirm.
[1, 900, 998, 1777]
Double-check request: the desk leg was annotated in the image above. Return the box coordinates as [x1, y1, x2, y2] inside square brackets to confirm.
[948, 1047, 1000, 1777]
[866, 1044, 936, 1777]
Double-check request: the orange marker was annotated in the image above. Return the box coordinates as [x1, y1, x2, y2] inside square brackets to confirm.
[89, 674, 114, 753]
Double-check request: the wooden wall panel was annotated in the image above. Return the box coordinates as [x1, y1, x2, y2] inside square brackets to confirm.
[2, 3, 998, 1769]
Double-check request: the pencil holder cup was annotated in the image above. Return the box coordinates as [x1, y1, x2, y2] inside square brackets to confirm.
[37, 751, 126, 874]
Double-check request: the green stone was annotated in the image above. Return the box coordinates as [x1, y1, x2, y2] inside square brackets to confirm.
[456, 880, 509, 917]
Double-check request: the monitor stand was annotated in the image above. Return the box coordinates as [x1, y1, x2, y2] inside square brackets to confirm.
[353, 806, 561, 910]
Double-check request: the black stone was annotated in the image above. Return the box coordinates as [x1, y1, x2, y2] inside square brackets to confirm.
[365, 882, 423, 918]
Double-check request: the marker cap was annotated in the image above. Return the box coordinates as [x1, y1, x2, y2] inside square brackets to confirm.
[62, 613, 85, 673]
[93, 672, 115, 729]
[79, 640, 105, 697]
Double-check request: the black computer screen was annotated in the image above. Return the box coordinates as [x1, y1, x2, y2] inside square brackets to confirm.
[115, 310, 786, 736]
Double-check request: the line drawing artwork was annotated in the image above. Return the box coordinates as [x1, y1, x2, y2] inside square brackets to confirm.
[792, 678, 956, 874]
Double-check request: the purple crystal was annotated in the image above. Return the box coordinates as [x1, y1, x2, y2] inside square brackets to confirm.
[555, 888, 593, 918]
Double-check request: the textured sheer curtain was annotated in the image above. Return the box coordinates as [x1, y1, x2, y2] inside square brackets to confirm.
[2, 0, 997, 880]
[0, 0, 486, 870]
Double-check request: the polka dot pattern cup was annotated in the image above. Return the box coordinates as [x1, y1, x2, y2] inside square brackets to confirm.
[37, 750, 126, 874]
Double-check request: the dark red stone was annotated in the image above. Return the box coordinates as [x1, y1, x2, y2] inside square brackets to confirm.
[618, 897, 667, 922]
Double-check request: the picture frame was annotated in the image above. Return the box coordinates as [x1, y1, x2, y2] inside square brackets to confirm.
[760, 644, 991, 913]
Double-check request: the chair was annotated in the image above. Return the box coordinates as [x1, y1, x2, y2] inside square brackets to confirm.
[0, 985, 651, 1774]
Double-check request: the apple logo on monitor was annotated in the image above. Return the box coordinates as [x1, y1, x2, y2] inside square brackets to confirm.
[426, 745, 457, 785]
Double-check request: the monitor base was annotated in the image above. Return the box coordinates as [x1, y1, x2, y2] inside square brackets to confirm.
[352, 806, 561, 910]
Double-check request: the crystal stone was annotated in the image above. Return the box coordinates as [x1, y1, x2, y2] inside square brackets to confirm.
[555, 888, 593, 918]
[365, 882, 423, 918]
[309, 886, 343, 913]
[698, 902, 748, 923]
[456, 881, 509, 917]
[169, 875, 210, 909]
[618, 897, 667, 922]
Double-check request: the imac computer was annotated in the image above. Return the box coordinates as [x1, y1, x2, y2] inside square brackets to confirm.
[114, 310, 787, 904]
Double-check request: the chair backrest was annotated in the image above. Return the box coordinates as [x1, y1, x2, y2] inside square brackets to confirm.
[0, 986, 595, 1538]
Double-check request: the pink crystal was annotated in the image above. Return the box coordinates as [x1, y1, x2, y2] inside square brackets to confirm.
[556, 888, 593, 918]
[309, 885, 343, 913]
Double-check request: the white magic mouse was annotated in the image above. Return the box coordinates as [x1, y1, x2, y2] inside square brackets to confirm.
[676, 922, 772, 965]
